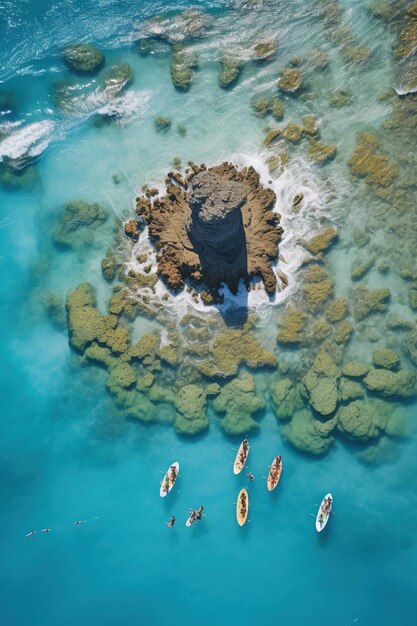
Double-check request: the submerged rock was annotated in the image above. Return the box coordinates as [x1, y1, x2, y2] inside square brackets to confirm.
[253, 40, 277, 62]
[363, 368, 417, 397]
[52, 200, 107, 249]
[308, 140, 337, 164]
[372, 348, 400, 370]
[337, 400, 383, 441]
[281, 408, 336, 455]
[352, 286, 390, 320]
[103, 63, 133, 93]
[218, 56, 242, 88]
[135, 161, 283, 297]
[277, 308, 308, 345]
[66, 283, 129, 355]
[213, 373, 265, 435]
[170, 44, 198, 91]
[348, 131, 398, 187]
[304, 227, 338, 255]
[270, 377, 303, 420]
[277, 68, 302, 93]
[325, 298, 349, 322]
[341, 362, 370, 378]
[174, 384, 208, 435]
[301, 351, 340, 416]
[63, 44, 104, 73]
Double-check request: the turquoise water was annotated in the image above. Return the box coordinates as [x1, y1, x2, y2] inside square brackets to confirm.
[1, 1, 417, 625]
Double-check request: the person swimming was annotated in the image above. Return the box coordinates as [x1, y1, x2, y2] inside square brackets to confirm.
[195, 506, 204, 520]
[247, 472, 255, 481]
[41, 528, 51, 533]
[165, 516, 175, 528]
[73, 520, 87, 525]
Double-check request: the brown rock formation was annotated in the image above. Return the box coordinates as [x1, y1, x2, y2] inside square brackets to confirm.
[135, 162, 283, 297]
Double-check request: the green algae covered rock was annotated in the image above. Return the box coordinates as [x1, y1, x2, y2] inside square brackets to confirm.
[174, 384, 208, 435]
[281, 123, 303, 143]
[213, 373, 265, 435]
[66, 283, 116, 352]
[308, 140, 336, 164]
[353, 286, 390, 320]
[103, 63, 133, 93]
[218, 57, 242, 88]
[154, 116, 172, 131]
[277, 307, 308, 345]
[304, 227, 338, 255]
[409, 286, 417, 311]
[339, 377, 364, 402]
[112, 388, 157, 423]
[325, 298, 349, 322]
[52, 200, 107, 249]
[385, 407, 411, 438]
[263, 128, 281, 146]
[106, 362, 136, 392]
[348, 131, 398, 187]
[301, 351, 340, 416]
[128, 333, 160, 361]
[363, 368, 417, 398]
[281, 408, 336, 455]
[272, 99, 284, 120]
[63, 44, 104, 73]
[253, 40, 276, 61]
[251, 96, 273, 117]
[403, 327, 417, 367]
[372, 348, 400, 370]
[302, 279, 333, 312]
[101, 250, 120, 282]
[170, 44, 198, 91]
[270, 377, 303, 420]
[84, 342, 116, 368]
[336, 400, 383, 441]
[198, 327, 276, 378]
[342, 362, 370, 378]
[277, 68, 302, 94]
[334, 320, 353, 344]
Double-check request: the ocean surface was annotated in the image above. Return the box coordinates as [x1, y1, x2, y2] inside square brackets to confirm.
[1, 1, 417, 625]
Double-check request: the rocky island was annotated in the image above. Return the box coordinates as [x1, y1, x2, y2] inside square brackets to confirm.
[135, 162, 284, 302]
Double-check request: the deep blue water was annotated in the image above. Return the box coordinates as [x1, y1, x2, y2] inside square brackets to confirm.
[1, 1, 417, 625]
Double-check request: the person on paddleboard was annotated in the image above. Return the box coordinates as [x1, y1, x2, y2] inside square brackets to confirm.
[25, 531, 37, 537]
[165, 516, 175, 528]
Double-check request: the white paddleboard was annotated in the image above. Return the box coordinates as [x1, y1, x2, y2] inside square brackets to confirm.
[159, 461, 179, 497]
[315, 492, 333, 532]
[233, 439, 250, 475]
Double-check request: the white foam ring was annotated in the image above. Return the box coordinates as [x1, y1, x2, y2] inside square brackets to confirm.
[125, 151, 338, 318]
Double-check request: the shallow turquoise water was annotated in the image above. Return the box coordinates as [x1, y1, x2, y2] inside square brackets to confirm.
[1, 1, 417, 625]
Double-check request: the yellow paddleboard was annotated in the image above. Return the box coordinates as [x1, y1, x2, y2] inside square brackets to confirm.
[233, 439, 249, 475]
[236, 488, 249, 526]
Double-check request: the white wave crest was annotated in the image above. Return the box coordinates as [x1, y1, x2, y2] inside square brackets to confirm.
[0, 119, 55, 161]
[96, 89, 152, 123]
